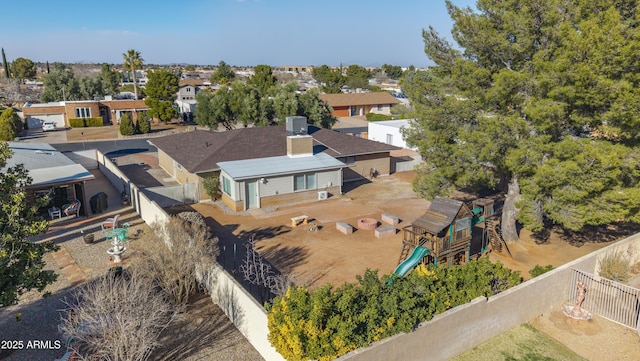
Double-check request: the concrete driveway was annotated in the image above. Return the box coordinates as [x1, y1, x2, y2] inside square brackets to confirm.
[20, 127, 68, 144]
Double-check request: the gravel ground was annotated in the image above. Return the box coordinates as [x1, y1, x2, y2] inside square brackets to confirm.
[0, 215, 264, 361]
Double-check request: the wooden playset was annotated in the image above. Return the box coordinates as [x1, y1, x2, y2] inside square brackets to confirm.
[394, 197, 507, 276]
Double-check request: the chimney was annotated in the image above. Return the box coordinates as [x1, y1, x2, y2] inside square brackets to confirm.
[287, 135, 313, 158]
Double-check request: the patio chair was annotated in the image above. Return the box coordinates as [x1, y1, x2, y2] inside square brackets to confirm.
[101, 214, 120, 233]
[61, 199, 81, 217]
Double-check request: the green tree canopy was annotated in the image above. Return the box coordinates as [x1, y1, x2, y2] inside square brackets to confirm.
[247, 64, 277, 96]
[41, 64, 81, 102]
[119, 113, 135, 136]
[0, 142, 58, 307]
[0, 108, 22, 140]
[195, 82, 335, 130]
[11, 57, 36, 82]
[312, 64, 345, 93]
[345, 64, 371, 89]
[144, 69, 179, 123]
[210, 60, 236, 85]
[381, 64, 403, 80]
[404, 0, 640, 239]
[98, 63, 121, 96]
[1, 48, 9, 79]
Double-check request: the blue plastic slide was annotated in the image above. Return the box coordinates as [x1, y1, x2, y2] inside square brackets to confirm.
[393, 246, 430, 277]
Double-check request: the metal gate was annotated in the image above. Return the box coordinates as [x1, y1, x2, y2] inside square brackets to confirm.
[569, 268, 640, 330]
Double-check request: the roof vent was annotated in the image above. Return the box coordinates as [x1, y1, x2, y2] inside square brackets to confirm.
[285, 116, 308, 135]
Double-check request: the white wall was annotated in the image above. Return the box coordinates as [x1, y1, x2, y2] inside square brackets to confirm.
[368, 120, 416, 150]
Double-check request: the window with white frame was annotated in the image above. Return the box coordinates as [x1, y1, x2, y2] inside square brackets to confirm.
[75, 107, 91, 118]
[222, 176, 231, 195]
[294, 173, 316, 191]
[377, 104, 383, 111]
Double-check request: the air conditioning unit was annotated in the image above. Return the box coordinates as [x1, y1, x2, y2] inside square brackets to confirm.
[317, 191, 328, 200]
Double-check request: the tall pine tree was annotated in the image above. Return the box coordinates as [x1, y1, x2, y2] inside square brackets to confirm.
[405, 0, 640, 239]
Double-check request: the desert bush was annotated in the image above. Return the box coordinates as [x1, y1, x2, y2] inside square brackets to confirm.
[365, 112, 393, 121]
[68, 118, 85, 128]
[202, 175, 219, 200]
[85, 116, 103, 127]
[0, 108, 22, 140]
[119, 113, 135, 136]
[141, 216, 219, 306]
[267, 257, 520, 361]
[58, 267, 178, 361]
[137, 114, 150, 134]
[528, 264, 554, 278]
[599, 251, 630, 282]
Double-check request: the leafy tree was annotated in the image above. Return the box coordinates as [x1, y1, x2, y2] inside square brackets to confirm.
[0, 142, 59, 307]
[122, 49, 144, 100]
[298, 88, 336, 128]
[0, 108, 23, 140]
[78, 76, 104, 100]
[404, 0, 640, 239]
[247, 64, 277, 96]
[202, 175, 219, 199]
[273, 88, 299, 124]
[184, 64, 195, 71]
[144, 69, 179, 123]
[345, 64, 371, 89]
[119, 113, 135, 136]
[136, 111, 150, 134]
[41, 64, 81, 102]
[98, 63, 121, 96]
[381, 64, 403, 80]
[210, 60, 236, 85]
[312, 64, 345, 93]
[194, 90, 216, 129]
[11, 57, 36, 83]
[1, 48, 8, 79]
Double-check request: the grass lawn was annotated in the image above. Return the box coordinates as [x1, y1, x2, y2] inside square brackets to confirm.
[451, 323, 585, 361]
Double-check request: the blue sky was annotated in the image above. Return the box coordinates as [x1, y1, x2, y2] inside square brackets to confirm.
[2, 0, 476, 67]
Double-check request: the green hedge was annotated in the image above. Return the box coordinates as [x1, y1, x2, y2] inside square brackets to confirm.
[267, 257, 521, 361]
[68, 117, 104, 128]
[365, 113, 394, 121]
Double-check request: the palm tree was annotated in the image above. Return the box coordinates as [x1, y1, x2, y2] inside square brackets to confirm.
[122, 49, 144, 100]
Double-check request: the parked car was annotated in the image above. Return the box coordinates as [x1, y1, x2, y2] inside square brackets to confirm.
[42, 121, 57, 132]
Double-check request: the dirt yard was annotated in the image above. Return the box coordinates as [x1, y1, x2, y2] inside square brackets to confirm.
[188, 171, 626, 288]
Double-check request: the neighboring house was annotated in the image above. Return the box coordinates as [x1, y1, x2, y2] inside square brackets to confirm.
[319, 92, 401, 117]
[177, 79, 203, 100]
[276, 65, 314, 74]
[4, 142, 95, 216]
[368, 119, 418, 150]
[149, 117, 399, 210]
[175, 79, 203, 118]
[22, 98, 149, 129]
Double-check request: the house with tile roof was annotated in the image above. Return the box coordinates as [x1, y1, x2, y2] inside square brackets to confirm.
[22, 98, 149, 129]
[318, 92, 401, 117]
[149, 117, 399, 210]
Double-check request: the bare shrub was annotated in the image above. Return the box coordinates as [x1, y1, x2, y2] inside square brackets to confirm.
[58, 267, 178, 361]
[143, 216, 219, 306]
[599, 251, 630, 282]
[241, 237, 275, 302]
[269, 273, 296, 297]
